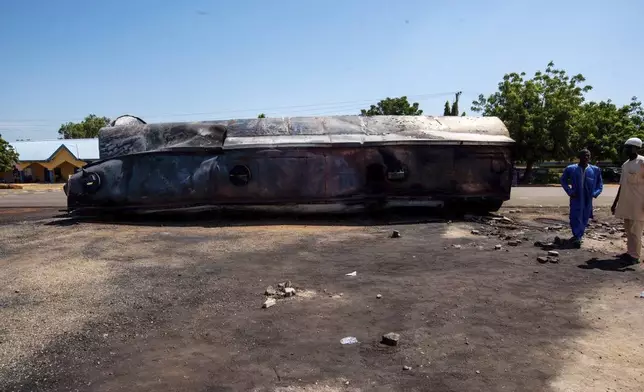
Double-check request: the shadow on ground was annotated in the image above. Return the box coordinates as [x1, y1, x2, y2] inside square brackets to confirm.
[44, 206, 460, 229]
[578, 257, 638, 272]
[1, 211, 641, 391]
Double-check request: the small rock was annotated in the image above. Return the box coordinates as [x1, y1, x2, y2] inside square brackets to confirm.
[284, 287, 296, 297]
[508, 240, 519, 246]
[476, 370, 481, 374]
[537, 256, 548, 264]
[547, 250, 559, 257]
[391, 230, 401, 238]
[547, 256, 559, 264]
[262, 298, 277, 308]
[453, 244, 462, 249]
[471, 229, 480, 235]
[376, 294, 382, 299]
[618, 227, 626, 232]
[524, 253, 529, 256]
[381, 332, 400, 346]
[403, 365, 412, 371]
[609, 229, 616, 234]
[265, 286, 277, 296]
[14, 290, 19, 294]
[494, 244, 502, 250]
[277, 282, 286, 289]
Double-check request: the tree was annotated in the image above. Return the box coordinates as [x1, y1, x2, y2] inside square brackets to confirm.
[58, 114, 110, 139]
[258, 113, 266, 118]
[471, 61, 592, 181]
[443, 92, 462, 116]
[360, 96, 423, 116]
[450, 91, 461, 116]
[443, 101, 451, 116]
[0, 134, 19, 172]
[573, 97, 644, 163]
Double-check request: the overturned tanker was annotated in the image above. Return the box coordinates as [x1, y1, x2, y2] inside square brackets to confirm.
[64, 115, 515, 215]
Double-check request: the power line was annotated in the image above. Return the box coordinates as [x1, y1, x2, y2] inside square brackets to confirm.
[0, 91, 458, 125]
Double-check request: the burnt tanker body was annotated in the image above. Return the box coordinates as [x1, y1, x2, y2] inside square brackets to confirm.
[64, 115, 515, 215]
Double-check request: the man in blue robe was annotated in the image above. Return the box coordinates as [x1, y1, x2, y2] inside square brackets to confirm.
[560, 149, 604, 248]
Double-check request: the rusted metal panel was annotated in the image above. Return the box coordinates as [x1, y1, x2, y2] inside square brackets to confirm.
[66, 115, 514, 214]
[98, 115, 512, 159]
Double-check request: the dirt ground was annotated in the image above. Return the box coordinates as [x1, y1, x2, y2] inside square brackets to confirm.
[0, 206, 643, 392]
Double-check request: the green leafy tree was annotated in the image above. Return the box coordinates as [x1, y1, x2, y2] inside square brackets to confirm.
[0, 134, 19, 172]
[573, 97, 644, 163]
[443, 92, 462, 116]
[258, 113, 266, 118]
[471, 61, 592, 180]
[443, 101, 451, 116]
[450, 92, 461, 116]
[58, 114, 110, 139]
[360, 96, 423, 116]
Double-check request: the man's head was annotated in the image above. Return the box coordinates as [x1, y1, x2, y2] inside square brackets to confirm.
[624, 137, 642, 157]
[578, 149, 591, 166]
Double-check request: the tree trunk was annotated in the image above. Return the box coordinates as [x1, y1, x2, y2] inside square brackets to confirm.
[522, 160, 534, 184]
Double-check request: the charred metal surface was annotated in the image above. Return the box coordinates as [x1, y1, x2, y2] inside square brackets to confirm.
[67, 115, 514, 214]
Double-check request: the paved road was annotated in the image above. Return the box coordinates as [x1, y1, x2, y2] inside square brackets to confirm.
[0, 190, 66, 208]
[0, 186, 620, 209]
[505, 186, 618, 207]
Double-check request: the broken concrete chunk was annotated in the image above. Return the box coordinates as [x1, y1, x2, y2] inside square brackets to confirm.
[262, 298, 277, 309]
[284, 287, 296, 297]
[537, 256, 548, 264]
[547, 250, 560, 257]
[542, 243, 555, 250]
[265, 286, 277, 296]
[381, 332, 400, 346]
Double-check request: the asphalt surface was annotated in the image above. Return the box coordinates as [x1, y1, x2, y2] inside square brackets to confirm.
[0, 186, 620, 210]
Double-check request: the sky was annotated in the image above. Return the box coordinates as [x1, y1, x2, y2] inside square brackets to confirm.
[0, 0, 642, 142]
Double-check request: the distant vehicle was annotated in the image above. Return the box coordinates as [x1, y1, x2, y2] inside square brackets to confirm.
[64, 115, 515, 215]
[601, 166, 621, 183]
